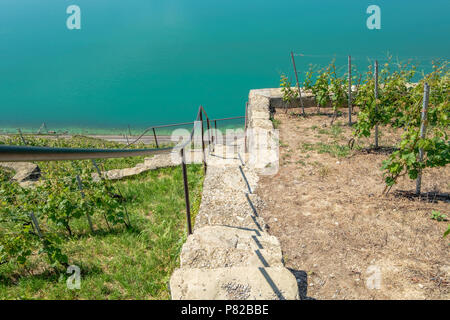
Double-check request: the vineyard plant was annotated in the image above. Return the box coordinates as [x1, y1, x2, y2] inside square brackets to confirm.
[289, 58, 449, 196]
[0, 136, 203, 299]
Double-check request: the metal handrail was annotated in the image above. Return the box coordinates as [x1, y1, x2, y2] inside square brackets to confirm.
[0, 145, 173, 162]
[0, 107, 244, 162]
[0, 105, 243, 235]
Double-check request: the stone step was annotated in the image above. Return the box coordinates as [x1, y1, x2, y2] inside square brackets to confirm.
[180, 226, 283, 268]
[170, 267, 299, 300]
[183, 226, 279, 251]
[180, 247, 283, 268]
[193, 210, 267, 233]
[200, 166, 258, 193]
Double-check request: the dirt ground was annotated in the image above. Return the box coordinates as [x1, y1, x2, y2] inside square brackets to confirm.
[257, 107, 449, 300]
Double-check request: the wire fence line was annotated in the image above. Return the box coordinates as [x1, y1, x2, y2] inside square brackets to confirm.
[125, 116, 245, 147]
[288, 52, 449, 84]
[0, 105, 244, 235]
[292, 52, 449, 62]
[0, 116, 245, 151]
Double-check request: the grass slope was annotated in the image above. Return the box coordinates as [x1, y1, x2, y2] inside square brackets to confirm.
[0, 163, 203, 299]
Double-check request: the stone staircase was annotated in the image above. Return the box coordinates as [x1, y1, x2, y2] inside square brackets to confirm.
[169, 141, 299, 300]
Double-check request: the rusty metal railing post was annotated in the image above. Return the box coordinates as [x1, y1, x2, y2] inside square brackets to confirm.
[199, 110, 207, 173]
[214, 120, 218, 145]
[206, 118, 212, 152]
[180, 148, 192, 235]
[152, 128, 159, 148]
[244, 101, 248, 153]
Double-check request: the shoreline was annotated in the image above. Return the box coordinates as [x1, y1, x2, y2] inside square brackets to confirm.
[0, 132, 245, 146]
[0, 122, 245, 137]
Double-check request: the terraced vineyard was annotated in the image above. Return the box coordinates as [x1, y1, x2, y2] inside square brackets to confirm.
[0, 136, 203, 299]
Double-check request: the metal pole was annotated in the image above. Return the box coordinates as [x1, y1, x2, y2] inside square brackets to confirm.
[214, 120, 218, 145]
[76, 175, 95, 233]
[291, 51, 305, 115]
[416, 83, 430, 195]
[152, 128, 159, 148]
[180, 148, 192, 235]
[348, 55, 352, 126]
[91, 159, 102, 177]
[200, 111, 207, 173]
[244, 101, 248, 153]
[374, 60, 379, 149]
[206, 118, 212, 152]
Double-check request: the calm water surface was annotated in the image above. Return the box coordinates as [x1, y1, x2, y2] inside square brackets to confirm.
[0, 0, 449, 133]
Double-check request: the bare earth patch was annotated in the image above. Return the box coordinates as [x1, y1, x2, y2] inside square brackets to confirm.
[257, 107, 449, 300]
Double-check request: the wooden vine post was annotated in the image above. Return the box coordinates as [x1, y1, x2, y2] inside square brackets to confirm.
[18, 128, 27, 145]
[290, 51, 305, 115]
[29, 212, 43, 239]
[415, 82, 430, 195]
[374, 60, 379, 149]
[76, 175, 95, 233]
[348, 55, 352, 126]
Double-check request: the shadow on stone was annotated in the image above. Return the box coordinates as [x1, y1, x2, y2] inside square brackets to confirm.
[245, 193, 259, 217]
[258, 267, 285, 300]
[288, 268, 315, 300]
[239, 166, 253, 194]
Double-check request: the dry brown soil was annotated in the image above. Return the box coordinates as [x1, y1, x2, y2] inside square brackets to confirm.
[257, 107, 449, 300]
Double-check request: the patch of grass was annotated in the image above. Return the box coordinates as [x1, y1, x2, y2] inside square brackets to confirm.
[271, 118, 281, 129]
[0, 165, 204, 299]
[100, 156, 147, 171]
[300, 142, 314, 152]
[316, 125, 342, 139]
[0, 167, 14, 181]
[315, 142, 350, 158]
[330, 125, 343, 138]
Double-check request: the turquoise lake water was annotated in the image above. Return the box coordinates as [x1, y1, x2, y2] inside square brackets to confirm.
[1, 0, 449, 134]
